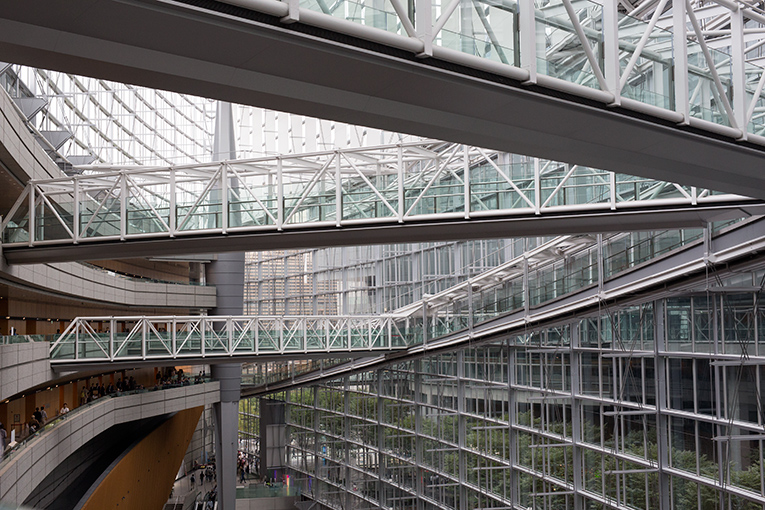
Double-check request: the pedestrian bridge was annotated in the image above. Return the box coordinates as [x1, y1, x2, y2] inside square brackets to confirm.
[49, 314, 412, 368]
[3, 0, 765, 197]
[49, 217, 765, 370]
[2, 141, 762, 263]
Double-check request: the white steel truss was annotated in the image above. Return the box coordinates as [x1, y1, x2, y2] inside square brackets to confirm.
[211, 0, 765, 144]
[11, 66, 216, 167]
[49, 314, 412, 364]
[1, 141, 760, 258]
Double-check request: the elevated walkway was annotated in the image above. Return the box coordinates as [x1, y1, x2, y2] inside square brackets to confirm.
[49, 314, 411, 369]
[46, 217, 765, 373]
[242, 216, 765, 394]
[3, 141, 762, 263]
[3, 0, 765, 197]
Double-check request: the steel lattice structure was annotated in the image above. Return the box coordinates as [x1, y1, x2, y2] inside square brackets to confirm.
[1, 141, 761, 263]
[8, 66, 217, 166]
[49, 314, 412, 365]
[237, 218, 765, 510]
[216, 0, 765, 142]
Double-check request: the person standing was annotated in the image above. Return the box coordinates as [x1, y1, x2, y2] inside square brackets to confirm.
[0, 422, 7, 458]
[59, 403, 70, 415]
[40, 406, 48, 425]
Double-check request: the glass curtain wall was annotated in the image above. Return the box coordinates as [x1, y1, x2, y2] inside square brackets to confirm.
[243, 268, 765, 510]
[245, 239, 529, 316]
[7, 65, 216, 167]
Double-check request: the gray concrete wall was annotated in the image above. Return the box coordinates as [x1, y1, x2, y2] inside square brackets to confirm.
[0, 261, 217, 309]
[0, 381, 220, 506]
[0, 342, 53, 402]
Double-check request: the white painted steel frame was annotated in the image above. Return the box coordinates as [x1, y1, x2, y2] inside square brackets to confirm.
[11, 66, 216, 167]
[212, 0, 765, 144]
[49, 314, 410, 363]
[245, 223, 765, 510]
[1, 141, 756, 249]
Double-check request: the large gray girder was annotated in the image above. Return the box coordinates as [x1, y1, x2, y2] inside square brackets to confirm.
[2, 0, 765, 198]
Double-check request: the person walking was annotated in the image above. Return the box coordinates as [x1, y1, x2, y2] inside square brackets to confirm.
[190, 473, 196, 490]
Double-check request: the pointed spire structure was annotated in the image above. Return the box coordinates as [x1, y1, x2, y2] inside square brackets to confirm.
[213, 100, 236, 162]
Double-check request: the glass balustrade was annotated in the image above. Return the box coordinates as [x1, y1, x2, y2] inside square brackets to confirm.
[279, 0, 765, 135]
[2, 144, 746, 247]
[48, 217, 751, 365]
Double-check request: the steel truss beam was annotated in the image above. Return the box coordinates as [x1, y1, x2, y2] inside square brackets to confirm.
[2, 141, 762, 263]
[4, 0, 765, 199]
[49, 314, 410, 367]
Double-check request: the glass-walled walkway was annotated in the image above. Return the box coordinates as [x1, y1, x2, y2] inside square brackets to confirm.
[52, 218, 765, 370]
[3, 141, 759, 263]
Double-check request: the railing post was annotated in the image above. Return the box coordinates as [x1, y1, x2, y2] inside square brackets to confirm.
[467, 279, 474, 333]
[323, 317, 328, 351]
[227, 316, 233, 354]
[110, 318, 115, 361]
[672, 0, 690, 124]
[201, 317, 206, 357]
[120, 172, 127, 240]
[533, 157, 541, 215]
[602, 0, 620, 104]
[398, 144, 405, 223]
[255, 318, 260, 355]
[422, 299, 429, 345]
[731, 6, 747, 138]
[463, 145, 470, 219]
[610, 171, 616, 210]
[73, 177, 80, 242]
[277, 157, 284, 231]
[222, 163, 229, 233]
[28, 184, 35, 246]
[335, 151, 342, 227]
[169, 168, 176, 237]
[141, 317, 147, 360]
[523, 242, 530, 315]
[280, 317, 285, 353]
[415, 0, 432, 57]
[597, 233, 605, 295]
[519, 0, 537, 84]
[172, 317, 177, 358]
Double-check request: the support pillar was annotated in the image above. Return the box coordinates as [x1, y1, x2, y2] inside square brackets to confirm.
[212, 363, 242, 510]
